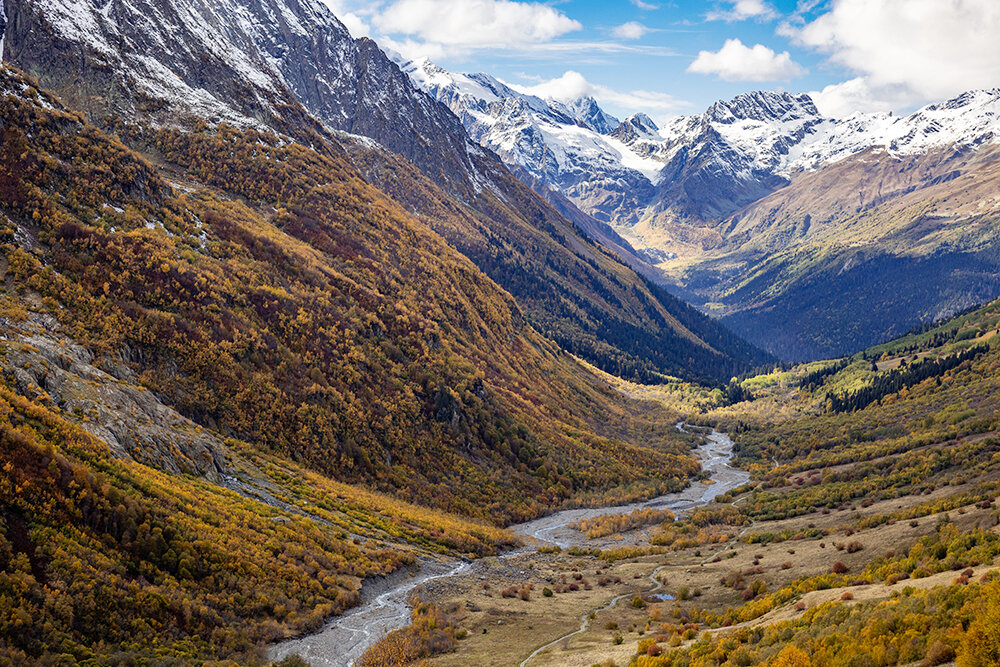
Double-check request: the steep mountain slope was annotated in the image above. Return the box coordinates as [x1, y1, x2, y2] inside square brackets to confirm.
[0, 0, 769, 385]
[0, 311, 518, 664]
[652, 91, 1000, 360]
[2, 0, 473, 186]
[690, 144, 1000, 360]
[625, 88, 1000, 254]
[346, 139, 767, 384]
[0, 63, 739, 663]
[402, 61, 832, 233]
[0, 68, 706, 522]
[637, 92, 822, 231]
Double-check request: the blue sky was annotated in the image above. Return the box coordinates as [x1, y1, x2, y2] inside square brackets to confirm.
[322, 0, 1000, 123]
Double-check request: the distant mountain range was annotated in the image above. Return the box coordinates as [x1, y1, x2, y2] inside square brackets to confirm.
[403, 57, 1000, 360]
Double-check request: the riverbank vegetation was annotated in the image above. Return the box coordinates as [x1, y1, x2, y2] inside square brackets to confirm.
[571, 509, 676, 540]
[359, 599, 460, 667]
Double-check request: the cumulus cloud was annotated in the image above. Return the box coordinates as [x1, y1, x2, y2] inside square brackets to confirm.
[512, 71, 592, 101]
[611, 21, 651, 40]
[378, 36, 449, 63]
[373, 0, 581, 48]
[508, 70, 687, 116]
[630, 0, 660, 9]
[808, 78, 918, 118]
[706, 0, 778, 22]
[783, 0, 1000, 107]
[687, 38, 806, 81]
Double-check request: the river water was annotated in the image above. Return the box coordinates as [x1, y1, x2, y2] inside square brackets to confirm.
[268, 427, 748, 667]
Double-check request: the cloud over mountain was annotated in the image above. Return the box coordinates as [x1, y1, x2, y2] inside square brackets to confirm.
[688, 38, 806, 82]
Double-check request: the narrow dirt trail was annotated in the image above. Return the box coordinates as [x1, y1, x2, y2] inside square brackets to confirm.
[515, 428, 749, 666]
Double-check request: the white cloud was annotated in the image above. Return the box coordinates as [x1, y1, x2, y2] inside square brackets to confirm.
[808, 77, 918, 118]
[508, 70, 688, 116]
[512, 71, 592, 102]
[379, 36, 449, 63]
[611, 21, 651, 40]
[373, 0, 581, 48]
[706, 0, 778, 22]
[783, 0, 1000, 107]
[687, 38, 806, 82]
[331, 0, 677, 61]
[630, 0, 660, 9]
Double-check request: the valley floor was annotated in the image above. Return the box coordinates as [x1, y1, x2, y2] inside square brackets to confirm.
[402, 458, 999, 666]
[357, 301, 1000, 666]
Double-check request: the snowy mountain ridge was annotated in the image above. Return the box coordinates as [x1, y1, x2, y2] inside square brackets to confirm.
[401, 58, 1000, 229]
[7, 0, 499, 198]
[401, 57, 663, 226]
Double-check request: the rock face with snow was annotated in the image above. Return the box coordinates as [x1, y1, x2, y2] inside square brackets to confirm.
[2, 0, 482, 195]
[402, 58, 661, 226]
[401, 62, 840, 228]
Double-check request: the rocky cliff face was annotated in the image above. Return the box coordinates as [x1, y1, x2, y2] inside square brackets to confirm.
[1, 310, 229, 481]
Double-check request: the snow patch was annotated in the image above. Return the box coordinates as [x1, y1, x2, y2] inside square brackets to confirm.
[0, 2, 7, 62]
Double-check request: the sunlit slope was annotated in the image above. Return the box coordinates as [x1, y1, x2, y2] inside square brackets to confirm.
[682, 146, 1000, 360]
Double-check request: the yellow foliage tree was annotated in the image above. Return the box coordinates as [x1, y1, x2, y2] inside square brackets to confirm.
[957, 581, 1000, 667]
[771, 645, 812, 667]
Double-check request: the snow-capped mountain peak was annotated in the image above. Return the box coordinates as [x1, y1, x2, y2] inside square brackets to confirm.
[563, 96, 619, 134]
[401, 61, 1000, 234]
[401, 58, 662, 224]
[402, 57, 618, 134]
[785, 88, 1000, 172]
[611, 113, 661, 143]
[706, 91, 820, 125]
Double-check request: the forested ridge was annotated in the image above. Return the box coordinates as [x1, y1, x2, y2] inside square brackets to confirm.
[827, 344, 990, 413]
[347, 143, 771, 385]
